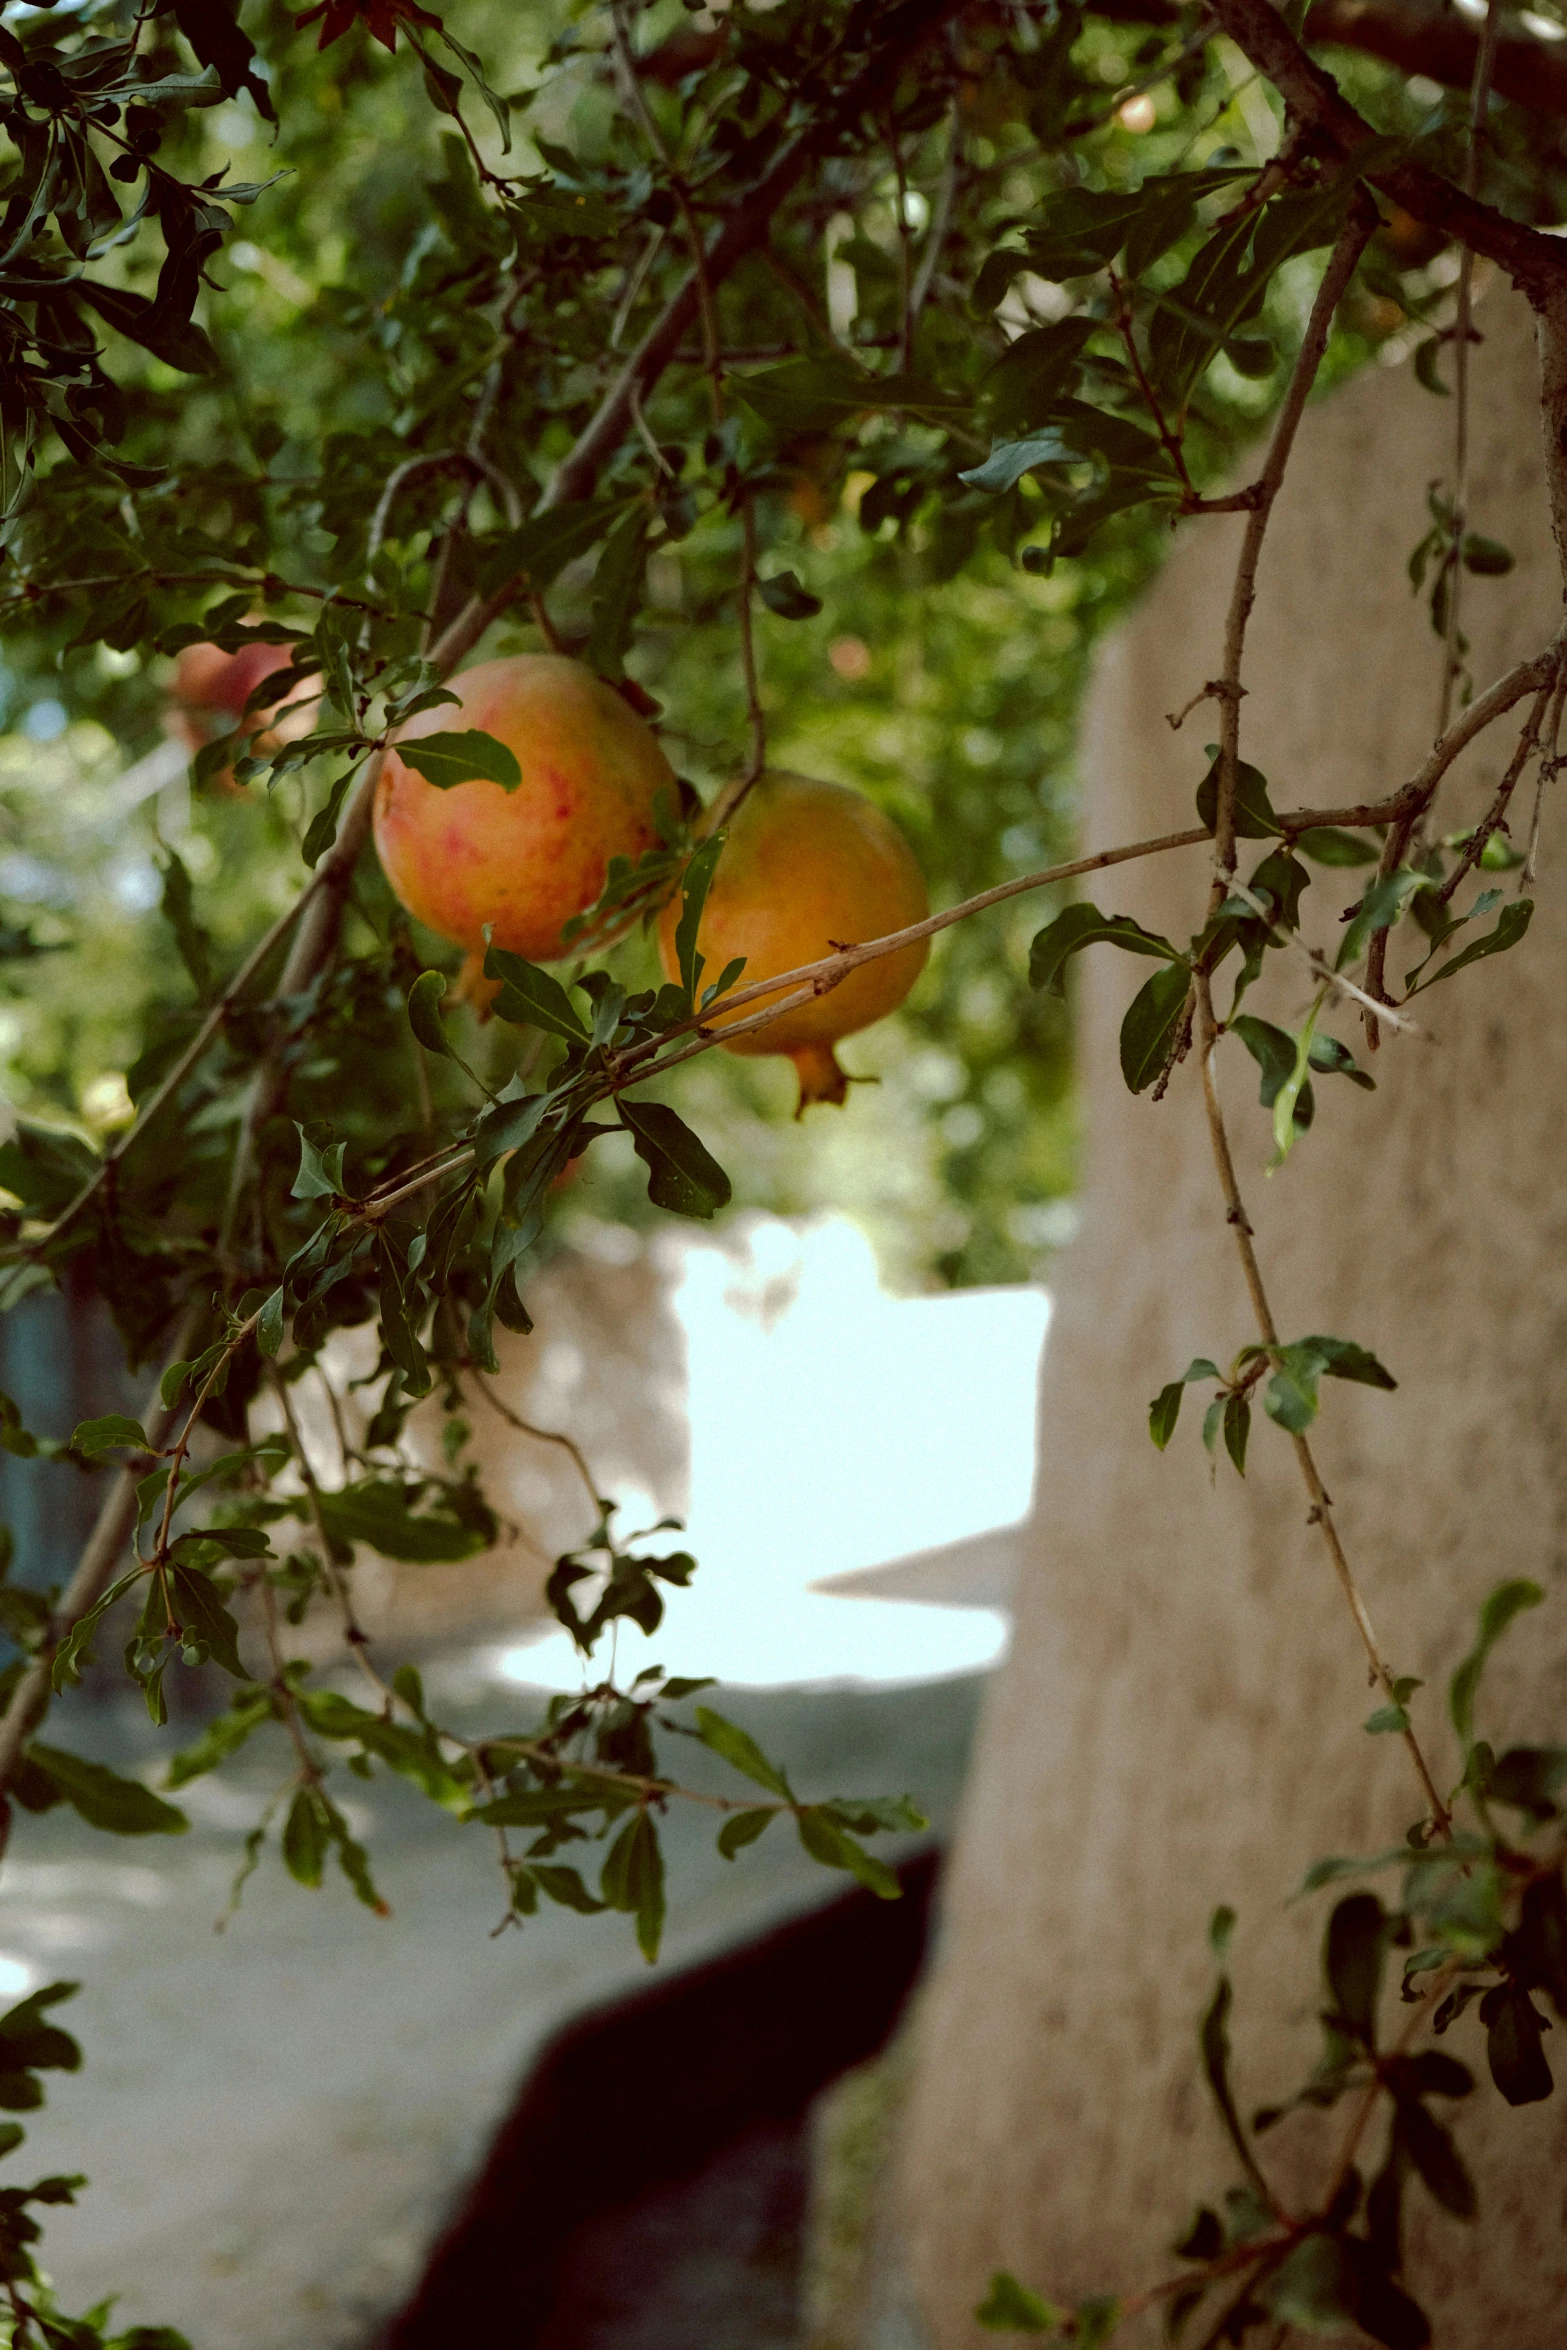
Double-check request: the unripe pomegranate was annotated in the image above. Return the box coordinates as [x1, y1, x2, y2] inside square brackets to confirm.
[374, 655, 672, 963]
[658, 770, 929, 1111]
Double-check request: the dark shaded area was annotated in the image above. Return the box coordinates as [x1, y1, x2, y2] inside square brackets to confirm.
[384, 1846, 940, 2350]
[538, 2118, 807, 2350]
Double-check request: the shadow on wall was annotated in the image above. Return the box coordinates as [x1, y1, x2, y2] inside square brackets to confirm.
[382, 1848, 941, 2350]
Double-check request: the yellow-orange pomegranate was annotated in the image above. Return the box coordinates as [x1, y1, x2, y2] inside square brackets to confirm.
[658, 770, 929, 1111]
[373, 654, 672, 964]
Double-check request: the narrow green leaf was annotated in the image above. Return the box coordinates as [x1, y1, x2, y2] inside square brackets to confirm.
[28, 1745, 188, 1837]
[674, 834, 726, 1007]
[282, 1786, 330, 1888]
[395, 728, 522, 792]
[1412, 897, 1533, 992]
[693, 1706, 792, 1798]
[796, 1805, 900, 1897]
[256, 1285, 285, 1360]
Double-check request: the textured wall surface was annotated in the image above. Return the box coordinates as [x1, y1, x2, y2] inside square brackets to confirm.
[898, 290, 1567, 2345]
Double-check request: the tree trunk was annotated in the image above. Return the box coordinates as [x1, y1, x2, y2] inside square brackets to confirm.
[897, 289, 1567, 2344]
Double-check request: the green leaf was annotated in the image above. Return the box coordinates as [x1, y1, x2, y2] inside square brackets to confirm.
[674, 834, 726, 1007]
[1223, 1390, 1250, 1476]
[1120, 958, 1191, 1094]
[1411, 897, 1533, 992]
[756, 570, 823, 620]
[620, 1098, 732, 1219]
[1149, 1382, 1185, 1450]
[482, 948, 590, 1041]
[1270, 996, 1323, 1166]
[1028, 903, 1179, 997]
[975, 2273, 1064, 2333]
[166, 1692, 273, 1788]
[717, 1807, 775, 1860]
[1364, 1705, 1410, 1735]
[1336, 868, 1429, 970]
[1295, 826, 1379, 867]
[1195, 755, 1280, 840]
[796, 1805, 899, 1898]
[693, 1706, 792, 1798]
[291, 1125, 347, 1201]
[302, 766, 361, 869]
[600, 1810, 665, 1961]
[282, 1786, 330, 1889]
[1148, 1358, 1220, 1449]
[958, 430, 1079, 494]
[68, 1414, 149, 1458]
[1449, 1579, 1545, 1751]
[395, 729, 521, 792]
[526, 1863, 606, 1914]
[169, 1566, 248, 1679]
[407, 970, 451, 1056]
[256, 1285, 285, 1360]
[313, 1478, 490, 1566]
[27, 1745, 187, 1837]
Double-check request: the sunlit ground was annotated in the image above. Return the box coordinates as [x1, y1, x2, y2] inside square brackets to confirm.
[489, 1215, 1049, 1693]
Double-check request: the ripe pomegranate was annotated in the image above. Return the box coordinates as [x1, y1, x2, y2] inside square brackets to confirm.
[658, 770, 929, 1111]
[374, 655, 672, 963]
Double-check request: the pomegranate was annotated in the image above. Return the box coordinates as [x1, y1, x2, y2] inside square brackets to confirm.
[658, 770, 929, 1111]
[167, 637, 315, 785]
[373, 654, 672, 963]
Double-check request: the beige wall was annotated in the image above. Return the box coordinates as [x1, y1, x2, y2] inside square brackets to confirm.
[898, 290, 1567, 2343]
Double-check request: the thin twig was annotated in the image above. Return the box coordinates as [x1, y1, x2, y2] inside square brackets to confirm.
[1364, 641, 1563, 1036]
[471, 1368, 604, 1519]
[1434, 0, 1504, 747]
[1222, 883, 1423, 1034]
[1433, 677, 1553, 905]
[1193, 972, 1453, 1837]
[1209, 196, 1377, 898]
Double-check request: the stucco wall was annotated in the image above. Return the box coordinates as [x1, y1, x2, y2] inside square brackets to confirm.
[898, 288, 1567, 2344]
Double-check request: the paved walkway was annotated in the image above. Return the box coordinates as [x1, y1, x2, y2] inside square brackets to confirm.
[9, 1669, 984, 2350]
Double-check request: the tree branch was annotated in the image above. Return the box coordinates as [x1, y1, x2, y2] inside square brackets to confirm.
[428, 0, 969, 676]
[1208, 0, 1567, 303]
